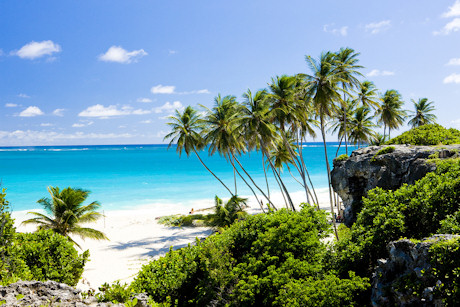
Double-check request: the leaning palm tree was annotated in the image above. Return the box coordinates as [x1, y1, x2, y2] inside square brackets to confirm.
[22, 186, 108, 248]
[348, 106, 376, 147]
[164, 106, 234, 196]
[376, 90, 406, 139]
[408, 98, 437, 128]
[303, 51, 345, 240]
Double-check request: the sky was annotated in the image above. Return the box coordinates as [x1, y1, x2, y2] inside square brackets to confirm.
[1, 0, 460, 146]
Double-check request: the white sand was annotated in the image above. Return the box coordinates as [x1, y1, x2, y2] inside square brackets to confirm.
[12, 188, 334, 291]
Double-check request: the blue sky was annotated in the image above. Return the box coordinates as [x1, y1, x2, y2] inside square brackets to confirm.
[1, 0, 460, 146]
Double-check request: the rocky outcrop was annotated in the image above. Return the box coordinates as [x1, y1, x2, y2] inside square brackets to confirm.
[371, 235, 458, 307]
[0, 280, 150, 306]
[331, 144, 460, 226]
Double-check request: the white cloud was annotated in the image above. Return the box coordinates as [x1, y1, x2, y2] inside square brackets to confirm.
[447, 58, 460, 65]
[365, 20, 391, 34]
[366, 69, 395, 77]
[451, 118, 460, 128]
[151, 85, 176, 94]
[323, 24, 348, 36]
[13, 40, 61, 60]
[140, 120, 152, 124]
[19, 106, 44, 117]
[155, 130, 167, 138]
[155, 101, 183, 114]
[40, 123, 53, 127]
[78, 104, 151, 118]
[18, 93, 30, 98]
[72, 121, 93, 128]
[168, 50, 178, 55]
[5, 103, 18, 108]
[0, 130, 135, 144]
[443, 0, 460, 18]
[150, 85, 210, 95]
[435, 18, 460, 35]
[137, 97, 152, 103]
[52, 108, 65, 116]
[444, 73, 460, 83]
[98, 46, 147, 64]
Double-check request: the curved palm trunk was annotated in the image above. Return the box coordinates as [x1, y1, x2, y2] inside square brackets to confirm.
[231, 151, 278, 210]
[192, 147, 234, 197]
[299, 136, 320, 207]
[272, 166, 289, 209]
[320, 116, 339, 240]
[262, 154, 270, 199]
[228, 156, 263, 211]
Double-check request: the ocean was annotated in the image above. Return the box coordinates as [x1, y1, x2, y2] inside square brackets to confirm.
[0, 143, 355, 212]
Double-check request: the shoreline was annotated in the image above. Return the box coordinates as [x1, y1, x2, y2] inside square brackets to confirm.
[12, 188, 333, 291]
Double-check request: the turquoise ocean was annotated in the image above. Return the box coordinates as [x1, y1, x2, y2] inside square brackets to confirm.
[0, 143, 355, 212]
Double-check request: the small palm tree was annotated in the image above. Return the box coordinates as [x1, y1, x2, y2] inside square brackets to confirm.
[348, 106, 376, 147]
[212, 195, 248, 228]
[22, 186, 108, 247]
[408, 98, 437, 128]
[376, 90, 406, 139]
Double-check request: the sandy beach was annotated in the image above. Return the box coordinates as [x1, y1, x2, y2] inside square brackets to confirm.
[12, 189, 332, 291]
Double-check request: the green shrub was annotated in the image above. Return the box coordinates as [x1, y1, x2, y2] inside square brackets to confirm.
[132, 205, 369, 306]
[97, 281, 133, 303]
[14, 230, 89, 286]
[375, 146, 395, 155]
[334, 154, 349, 162]
[387, 124, 460, 145]
[335, 159, 460, 277]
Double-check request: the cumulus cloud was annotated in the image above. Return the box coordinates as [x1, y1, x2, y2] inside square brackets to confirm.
[78, 104, 151, 118]
[150, 85, 210, 95]
[366, 69, 395, 77]
[323, 24, 348, 36]
[443, 73, 460, 83]
[72, 121, 93, 128]
[151, 85, 176, 94]
[447, 58, 460, 65]
[365, 20, 391, 34]
[435, 18, 460, 35]
[18, 93, 30, 98]
[443, 0, 460, 18]
[137, 97, 152, 103]
[13, 40, 61, 60]
[98, 46, 147, 64]
[40, 123, 53, 127]
[154, 101, 183, 114]
[5, 103, 18, 108]
[52, 108, 65, 116]
[140, 120, 152, 124]
[19, 106, 44, 117]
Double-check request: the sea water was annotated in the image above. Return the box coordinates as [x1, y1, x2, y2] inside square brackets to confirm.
[0, 143, 355, 212]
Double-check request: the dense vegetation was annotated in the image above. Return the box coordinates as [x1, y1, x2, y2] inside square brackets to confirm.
[387, 124, 460, 145]
[0, 189, 90, 287]
[129, 206, 369, 306]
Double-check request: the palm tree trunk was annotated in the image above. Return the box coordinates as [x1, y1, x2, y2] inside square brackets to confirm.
[192, 147, 234, 197]
[300, 136, 320, 207]
[228, 155, 263, 210]
[262, 154, 270, 199]
[272, 166, 289, 209]
[232, 156, 237, 194]
[336, 135, 344, 157]
[231, 151, 278, 210]
[320, 116, 339, 240]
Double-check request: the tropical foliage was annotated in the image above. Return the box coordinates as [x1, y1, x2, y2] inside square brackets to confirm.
[22, 186, 108, 247]
[408, 97, 437, 128]
[387, 123, 460, 145]
[0, 190, 89, 287]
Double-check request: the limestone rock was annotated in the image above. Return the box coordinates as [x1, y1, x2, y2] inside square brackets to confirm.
[371, 235, 458, 307]
[331, 144, 460, 226]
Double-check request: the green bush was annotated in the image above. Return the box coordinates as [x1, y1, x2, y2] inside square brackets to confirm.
[97, 281, 133, 303]
[334, 154, 349, 162]
[375, 146, 395, 155]
[132, 205, 369, 306]
[14, 230, 89, 286]
[387, 124, 460, 145]
[334, 159, 460, 277]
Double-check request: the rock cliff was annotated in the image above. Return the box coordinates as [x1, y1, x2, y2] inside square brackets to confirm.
[331, 144, 460, 226]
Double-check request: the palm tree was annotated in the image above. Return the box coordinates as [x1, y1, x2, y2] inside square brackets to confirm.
[334, 48, 363, 155]
[355, 80, 380, 110]
[369, 133, 388, 146]
[348, 106, 376, 147]
[376, 90, 406, 139]
[303, 51, 344, 239]
[22, 186, 108, 247]
[164, 106, 234, 196]
[328, 99, 357, 155]
[212, 195, 248, 228]
[408, 98, 437, 128]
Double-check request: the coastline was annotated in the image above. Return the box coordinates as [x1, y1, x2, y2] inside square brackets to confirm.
[12, 188, 332, 290]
